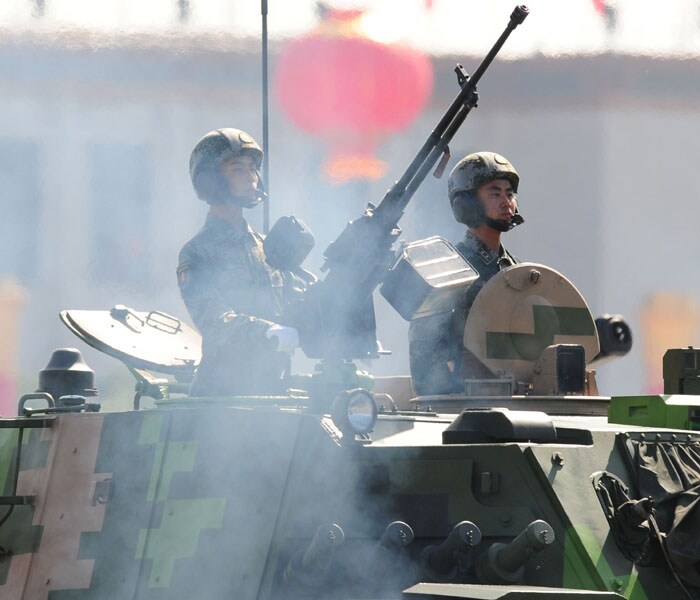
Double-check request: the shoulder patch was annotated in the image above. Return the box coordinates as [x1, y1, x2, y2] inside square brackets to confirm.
[177, 262, 190, 288]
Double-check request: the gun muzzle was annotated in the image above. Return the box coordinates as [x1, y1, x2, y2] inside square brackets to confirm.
[380, 520, 415, 549]
[511, 5, 530, 26]
[477, 519, 555, 584]
[420, 521, 482, 581]
[591, 314, 632, 367]
[363, 521, 418, 590]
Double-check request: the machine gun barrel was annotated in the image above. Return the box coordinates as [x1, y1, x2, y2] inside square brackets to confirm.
[377, 5, 529, 225]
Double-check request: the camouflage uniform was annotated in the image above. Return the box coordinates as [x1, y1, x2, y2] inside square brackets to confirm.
[177, 213, 305, 396]
[408, 230, 518, 395]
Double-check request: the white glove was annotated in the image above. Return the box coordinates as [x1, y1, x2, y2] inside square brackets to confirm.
[265, 324, 300, 354]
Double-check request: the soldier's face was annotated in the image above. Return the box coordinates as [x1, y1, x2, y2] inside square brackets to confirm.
[220, 156, 259, 198]
[476, 178, 517, 222]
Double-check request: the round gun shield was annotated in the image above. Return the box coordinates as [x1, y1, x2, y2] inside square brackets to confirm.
[464, 263, 600, 384]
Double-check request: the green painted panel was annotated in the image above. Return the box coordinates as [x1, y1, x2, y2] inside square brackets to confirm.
[564, 525, 648, 600]
[138, 413, 164, 445]
[145, 441, 197, 503]
[608, 395, 700, 430]
[136, 497, 226, 587]
[487, 306, 595, 361]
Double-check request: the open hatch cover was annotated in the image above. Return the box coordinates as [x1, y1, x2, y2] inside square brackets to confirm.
[60, 305, 201, 377]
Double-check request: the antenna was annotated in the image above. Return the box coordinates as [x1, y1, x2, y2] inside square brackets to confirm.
[261, 0, 270, 233]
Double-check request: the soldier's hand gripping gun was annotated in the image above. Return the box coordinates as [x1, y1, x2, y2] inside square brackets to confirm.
[286, 6, 529, 360]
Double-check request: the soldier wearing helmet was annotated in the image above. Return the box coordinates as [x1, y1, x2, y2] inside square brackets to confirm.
[448, 151, 522, 234]
[408, 151, 524, 395]
[188, 128, 266, 208]
[177, 128, 306, 396]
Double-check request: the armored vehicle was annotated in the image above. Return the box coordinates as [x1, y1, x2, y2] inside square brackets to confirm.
[4, 6, 700, 599]
[3, 256, 700, 600]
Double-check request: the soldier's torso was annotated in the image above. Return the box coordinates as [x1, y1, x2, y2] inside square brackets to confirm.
[456, 229, 517, 313]
[178, 214, 304, 395]
[179, 215, 285, 329]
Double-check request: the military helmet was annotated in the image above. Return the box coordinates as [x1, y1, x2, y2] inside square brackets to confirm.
[447, 151, 519, 200]
[448, 152, 523, 231]
[189, 128, 264, 205]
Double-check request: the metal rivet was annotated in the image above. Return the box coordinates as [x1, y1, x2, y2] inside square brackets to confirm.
[610, 578, 623, 592]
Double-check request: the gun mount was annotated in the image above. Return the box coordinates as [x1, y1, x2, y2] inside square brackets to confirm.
[286, 5, 530, 361]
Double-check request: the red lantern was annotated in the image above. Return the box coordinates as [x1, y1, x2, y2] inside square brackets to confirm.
[275, 7, 433, 182]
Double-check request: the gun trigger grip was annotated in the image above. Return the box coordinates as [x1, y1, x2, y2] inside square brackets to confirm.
[433, 147, 451, 179]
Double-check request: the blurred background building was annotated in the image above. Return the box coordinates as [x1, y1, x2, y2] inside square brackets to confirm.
[2, 0, 700, 411]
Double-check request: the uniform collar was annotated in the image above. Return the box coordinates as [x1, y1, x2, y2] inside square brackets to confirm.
[463, 230, 499, 260]
[205, 212, 253, 240]
[463, 230, 513, 267]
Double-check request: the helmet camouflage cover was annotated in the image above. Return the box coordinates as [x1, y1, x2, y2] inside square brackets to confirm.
[448, 152, 520, 200]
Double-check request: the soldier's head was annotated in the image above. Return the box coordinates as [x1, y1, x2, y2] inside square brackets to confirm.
[448, 152, 523, 232]
[189, 128, 265, 208]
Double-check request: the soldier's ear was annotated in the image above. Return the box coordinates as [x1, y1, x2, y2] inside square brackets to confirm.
[195, 168, 228, 204]
[451, 191, 484, 227]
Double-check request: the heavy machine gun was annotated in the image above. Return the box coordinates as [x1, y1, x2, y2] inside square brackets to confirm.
[286, 5, 530, 360]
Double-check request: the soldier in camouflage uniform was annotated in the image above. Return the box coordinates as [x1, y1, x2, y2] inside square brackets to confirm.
[408, 152, 523, 395]
[177, 128, 306, 396]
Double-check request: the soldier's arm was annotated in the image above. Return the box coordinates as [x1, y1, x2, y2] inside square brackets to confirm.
[177, 247, 275, 347]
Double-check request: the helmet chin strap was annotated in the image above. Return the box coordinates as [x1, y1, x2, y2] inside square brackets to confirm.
[485, 212, 524, 232]
[225, 170, 267, 209]
[227, 190, 266, 209]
